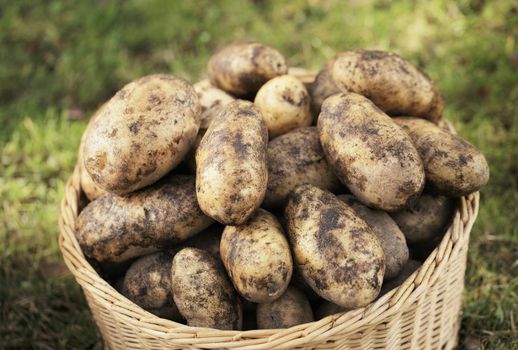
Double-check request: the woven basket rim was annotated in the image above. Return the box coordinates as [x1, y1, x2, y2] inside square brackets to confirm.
[58, 69, 480, 349]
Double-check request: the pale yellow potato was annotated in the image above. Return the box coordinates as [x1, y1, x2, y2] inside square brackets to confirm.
[220, 209, 293, 303]
[338, 194, 409, 280]
[76, 175, 213, 263]
[318, 93, 425, 212]
[196, 100, 268, 225]
[83, 74, 200, 194]
[172, 248, 242, 330]
[77, 105, 108, 201]
[256, 287, 313, 329]
[121, 252, 182, 321]
[390, 193, 455, 244]
[193, 79, 235, 130]
[394, 117, 490, 197]
[310, 50, 444, 122]
[254, 75, 312, 138]
[264, 127, 342, 209]
[208, 42, 288, 97]
[285, 184, 385, 308]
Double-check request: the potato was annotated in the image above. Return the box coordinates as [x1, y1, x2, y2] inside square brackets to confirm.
[220, 209, 293, 303]
[390, 193, 455, 244]
[263, 127, 342, 209]
[83, 74, 200, 194]
[78, 105, 108, 201]
[208, 42, 288, 97]
[290, 266, 321, 302]
[315, 301, 347, 319]
[196, 100, 268, 225]
[193, 79, 235, 130]
[121, 252, 182, 321]
[180, 224, 223, 258]
[254, 75, 312, 138]
[172, 248, 242, 330]
[285, 184, 385, 308]
[76, 175, 213, 263]
[256, 287, 313, 329]
[310, 50, 444, 122]
[379, 260, 422, 297]
[338, 194, 409, 280]
[394, 117, 490, 197]
[318, 93, 425, 211]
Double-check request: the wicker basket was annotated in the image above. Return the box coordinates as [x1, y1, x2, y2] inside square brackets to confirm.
[59, 70, 480, 350]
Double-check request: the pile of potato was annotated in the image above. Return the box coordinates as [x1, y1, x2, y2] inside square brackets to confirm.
[76, 42, 489, 330]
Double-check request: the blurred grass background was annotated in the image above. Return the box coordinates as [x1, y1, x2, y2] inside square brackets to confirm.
[0, 0, 516, 348]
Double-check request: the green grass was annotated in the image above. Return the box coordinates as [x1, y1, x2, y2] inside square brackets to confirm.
[1, 0, 516, 348]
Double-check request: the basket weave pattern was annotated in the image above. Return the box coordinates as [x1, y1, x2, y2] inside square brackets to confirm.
[59, 71, 479, 349]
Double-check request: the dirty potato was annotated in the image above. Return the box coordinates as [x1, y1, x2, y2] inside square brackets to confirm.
[220, 209, 293, 303]
[390, 193, 455, 244]
[256, 287, 313, 329]
[285, 184, 385, 308]
[208, 42, 288, 97]
[121, 252, 182, 321]
[254, 75, 312, 138]
[310, 50, 444, 122]
[180, 224, 224, 258]
[338, 194, 409, 280]
[264, 127, 342, 209]
[318, 93, 425, 212]
[193, 79, 235, 130]
[172, 248, 242, 330]
[83, 74, 200, 194]
[379, 260, 422, 297]
[196, 100, 268, 225]
[394, 117, 490, 197]
[76, 175, 213, 263]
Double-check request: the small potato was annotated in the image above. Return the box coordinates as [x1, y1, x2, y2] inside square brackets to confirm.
[180, 224, 224, 258]
[390, 193, 455, 244]
[254, 75, 312, 138]
[338, 195, 409, 280]
[256, 287, 313, 329]
[310, 50, 444, 122]
[220, 209, 293, 303]
[394, 117, 490, 197]
[208, 42, 288, 97]
[380, 260, 422, 297]
[172, 248, 242, 330]
[285, 184, 385, 308]
[78, 105, 108, 201]
[315, 301, 348, 319]
[264, 127, 342, 209]
[193, 79, 235, 130]
[121, 252, 182, 321]
[318, 93, 425, 211]
[83, 74, 200, 194]
[196, 100, 268, 225]
[76, 175, 213, 263]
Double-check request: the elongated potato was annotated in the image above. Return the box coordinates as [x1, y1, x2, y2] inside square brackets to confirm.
[394, 117, 490, 196]
[83, 74, 200, 194]
[76, 175, 213, 263]
[285, 184, 385, 308]
[121, 252, 182, 321]
[264, 127, 342, 209]
[254, 75, 312, 138]
[172, 248, 242, 330]
[220, 209, 293, 303]
[256, 287, 313, 329]
[390, 193, 455, 244]
[310, 50, 444, 122]
[196, 100, 268, 225]
[338, 194, 409, 280]
[318, 93, 425, 211]
[208, 42, 288, 97]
